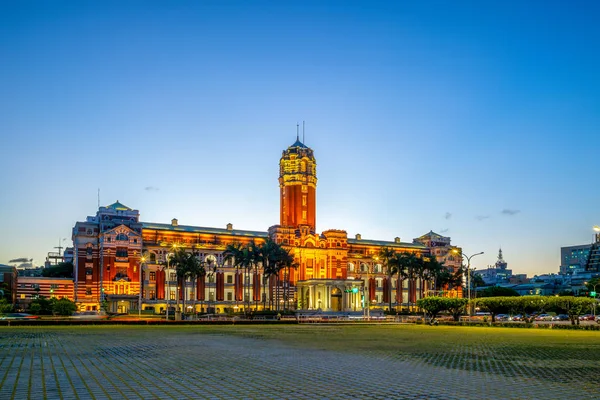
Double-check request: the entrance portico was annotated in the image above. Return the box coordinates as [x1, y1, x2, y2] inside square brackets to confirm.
[296, 279, 364, 311]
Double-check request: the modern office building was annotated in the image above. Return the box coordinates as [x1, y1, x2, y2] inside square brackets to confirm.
[560, 244, 592, 275]
[69, 138, 462, 314]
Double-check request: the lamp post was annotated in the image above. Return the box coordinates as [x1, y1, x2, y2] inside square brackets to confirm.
[139, 256, 146, 319]
[585, 281, 599, 317]
[454, 250, 484, 318]
[165, 253, 173, 321]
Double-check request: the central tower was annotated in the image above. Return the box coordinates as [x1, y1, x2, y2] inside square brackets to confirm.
[279, 136, 317, 230]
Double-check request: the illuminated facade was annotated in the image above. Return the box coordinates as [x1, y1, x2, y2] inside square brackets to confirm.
[69, 138, 462, 314]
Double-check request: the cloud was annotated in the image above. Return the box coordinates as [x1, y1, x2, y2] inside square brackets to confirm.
[9, 257, 32, 263]
[475, 215, 490, 221]
[440, 228, 449, 233]
[444, 212, 452, 220]
[145, 186, 160, 192]
[501, 209, 521, 216]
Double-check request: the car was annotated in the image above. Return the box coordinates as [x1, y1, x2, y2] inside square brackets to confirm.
[579, 314, 595, 321]
[535, 314, 553, 321]
[0, 313, 40, 320]
[496, 314, 509, 321]
[552, 314, 569, 321]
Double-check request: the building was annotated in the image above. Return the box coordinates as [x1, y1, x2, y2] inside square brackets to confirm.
[68, 138, 462, 314]
[477, 248, 512, 285]
[16, 277, 74, 308]
[585, 230, 600, 272]
[0, 265, 18, 305]
[560, 244, 592, 275]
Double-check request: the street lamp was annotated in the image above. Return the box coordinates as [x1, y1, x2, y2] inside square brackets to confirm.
[139, 255, 147, 319]
[453, 250, 484, 317]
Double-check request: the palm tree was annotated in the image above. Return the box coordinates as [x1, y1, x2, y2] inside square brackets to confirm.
[168, 248, 191, 319]
[421, 256, 445, 296]
[257, 239, 280, 309]
[378, 247, 397, 312]
[224, 242, 244, 311]
[276, 247, 295, 311]
[186, 253, 205, 317]
[393, 252, 420, 310]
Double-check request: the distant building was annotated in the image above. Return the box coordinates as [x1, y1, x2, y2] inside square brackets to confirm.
[560, 244, 591, 275]
[585, 231, 600, 272]
[477, 248, 512, 285]
[0, 265, 18, 304]
[16, 277, 74, 309]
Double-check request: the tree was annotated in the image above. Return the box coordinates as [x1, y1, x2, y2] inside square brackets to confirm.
[379, 247, 397, 312]
[393, 252, 421, 309]
[0, 298, 13, 314]
[550, 296, 595, 325]
[445, 298, 468, 321]
[257, 239, 280, 309]
[224, 242, 245, 312]
[52, 298, 77, 316]
[42, 262, 74, 278]
[416, 296, 446, 320]
[475, 297, 514, 322]
[478, 286, 519, 298]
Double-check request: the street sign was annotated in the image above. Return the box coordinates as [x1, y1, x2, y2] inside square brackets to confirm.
[591, 291, 597, 297]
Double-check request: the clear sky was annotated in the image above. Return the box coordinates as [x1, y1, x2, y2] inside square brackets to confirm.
[1, 1, 599, 276]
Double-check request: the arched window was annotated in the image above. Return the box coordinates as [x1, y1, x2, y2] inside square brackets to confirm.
[348, 263, 355, 272]
[116, 233, 128, 242]
[361, 263, 369, 273]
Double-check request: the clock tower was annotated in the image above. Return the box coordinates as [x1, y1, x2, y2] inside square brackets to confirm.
[279, 137, 317, 231]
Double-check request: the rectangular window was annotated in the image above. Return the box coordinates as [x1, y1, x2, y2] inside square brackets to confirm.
[170, 272, 176, 281]
[227, 292, 233, 301]
[86, 288, 92, 295]
[209, 292, 215, 301]
[170, 290, 175, 300]
[149, 271, 156, 281]
[149, 290, 155, 299]
[302, 211, 307, 220]
[226, 275, 233, 284]
[302, 195, 307, 206]
[301, 185, 308, 193]
[20, 294, 25, 299]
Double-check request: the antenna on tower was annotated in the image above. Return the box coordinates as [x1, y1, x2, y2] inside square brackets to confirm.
[303, 121, 305, 143]
[296, 123, 299, 141]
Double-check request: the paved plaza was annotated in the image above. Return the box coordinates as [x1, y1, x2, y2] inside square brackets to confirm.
[0, 325, 598, 399]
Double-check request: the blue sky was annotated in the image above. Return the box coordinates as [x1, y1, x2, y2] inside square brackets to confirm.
[1, 1, 598, 275]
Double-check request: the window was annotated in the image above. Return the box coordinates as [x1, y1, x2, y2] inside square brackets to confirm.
[301, 185, 308, 193]
[302, 195, 307, 206]
[86, 268, 93, 276]
[64, 285, 69, 289]
[226, 275, 233, 284]
[227, 292, 233, 301]
[149, 271, 156, 281]
[86, 246, 93, 256]
[149, 290, 155, 300]
[170, 272, 176, 281]
[302, 211, 307, 220]
[50, 284, 59, 289]
[116, 233, 128, 241]
[209, 292, 215, 301]
[116, 248, 128, 258]
[20, 294, 25, 299]
[170, 291, 175, 300]
[86, 288, 92, 295]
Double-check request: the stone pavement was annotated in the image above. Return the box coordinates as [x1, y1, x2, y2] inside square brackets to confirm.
[0, 327, 596, 399]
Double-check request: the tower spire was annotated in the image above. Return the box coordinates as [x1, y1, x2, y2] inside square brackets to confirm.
[303, 120, 305, 143]
[296, 123, 299, 141]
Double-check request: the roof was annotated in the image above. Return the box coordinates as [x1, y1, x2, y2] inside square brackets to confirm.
[290, 139, 308, 148]
[141, 222, 268, 238]
[347, 238, 426, 249]
[106, 201, 132, 211]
